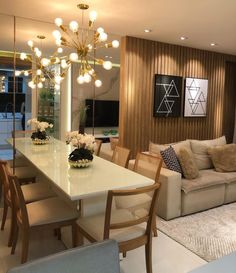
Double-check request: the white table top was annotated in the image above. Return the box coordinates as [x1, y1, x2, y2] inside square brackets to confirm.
[9, 138, 154, 201]
[189, 252, 236, 273]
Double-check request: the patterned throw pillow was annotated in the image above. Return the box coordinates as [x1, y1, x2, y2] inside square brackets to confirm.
[160, 146, 183, 174]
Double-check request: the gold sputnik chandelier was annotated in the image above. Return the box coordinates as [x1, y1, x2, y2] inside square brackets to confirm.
[16, 36, 62, 90]
[52, 3, 119, 87]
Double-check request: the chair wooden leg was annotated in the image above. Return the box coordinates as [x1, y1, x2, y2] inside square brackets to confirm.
[57, 228, 61, 240]
[11, 225, 19, 254]
[152, 219, 158, 237]
[72, 222, 77, 247]
[1, 201, 8, 230]
[8, 209, 16, 247]
[21, 229, 30, 264]
[77, 230, 84, 246]
[145, 239, 153, 273]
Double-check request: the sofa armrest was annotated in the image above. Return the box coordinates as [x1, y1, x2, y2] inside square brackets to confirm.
[157, 168, 182, 220]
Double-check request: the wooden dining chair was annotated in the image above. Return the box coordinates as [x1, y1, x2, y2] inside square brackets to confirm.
[10, 130, 34, 168]
[111, 146, 131, 168]
[133, 153, 163, 236]
[8, 174, 79, 264]
[76, 183, 161, 273]
[0, 160, 55, 247]
[94, 139, 102, 156]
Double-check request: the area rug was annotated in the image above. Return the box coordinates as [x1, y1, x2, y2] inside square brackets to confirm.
[157, 203, 236, 262]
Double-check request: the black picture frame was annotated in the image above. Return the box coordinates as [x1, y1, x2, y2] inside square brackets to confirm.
[153, 74, 183, 117]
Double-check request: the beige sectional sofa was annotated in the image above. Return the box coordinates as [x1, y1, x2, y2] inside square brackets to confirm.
[128, 136, 236, 220]
[99, 136, 236, 221]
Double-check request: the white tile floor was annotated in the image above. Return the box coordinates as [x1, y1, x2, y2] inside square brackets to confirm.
[0, 209, 206, 273]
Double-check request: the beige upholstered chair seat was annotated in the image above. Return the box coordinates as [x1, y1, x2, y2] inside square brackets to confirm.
[13, 166, 37, 179]
[181, 169, 226, 193]
[26, 197, 79, 227]
[21, 182, 55, 203]
[77, 208, 145, 242]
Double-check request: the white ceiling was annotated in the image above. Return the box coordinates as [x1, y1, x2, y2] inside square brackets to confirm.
[0, 0, 236, 55]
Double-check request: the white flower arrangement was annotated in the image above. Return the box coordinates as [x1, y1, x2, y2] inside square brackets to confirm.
[27, 118, 53, 132]
[66, 131, 96, 152]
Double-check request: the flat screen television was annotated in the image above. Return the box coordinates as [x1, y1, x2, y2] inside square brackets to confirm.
[85, 99, 119, 127]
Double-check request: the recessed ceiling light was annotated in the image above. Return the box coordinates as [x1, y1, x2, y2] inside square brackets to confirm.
[109, 56, 112, 59]
[144, 29, 152, 33]
[210, 43, 218, 46]
[180, 36, 188, 40]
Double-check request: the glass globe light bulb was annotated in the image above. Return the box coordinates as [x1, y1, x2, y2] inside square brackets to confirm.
[97, 27, 104, 34]
[15, 71, 21, 76]
[77, 75, 84, 84]
[112, 40, 120, 48]
[57, 47, 63, 53]
[55, 18, 63, 27]
[55, 84, 60, 90]
[56, 39, 62, 46]
[103, 61, 112, 70]
[41, 58, 50, 67]
[20, 53, 27, 60]
[99, 32, 108, 42]
[89, 10, 97, 22]
[69, 21, 79, 32]
[87, 44, 93, 52]
[84, 73, 92, 83]
[52, 30, 61, 39]
[24, 71, 29, 76]
[27, 40, 33, 47]
[37, 82, 43, 88]
[88, 69, 95, 75]
[95, 79, 102, 87]
[61, 59, 68, 69]
[34, 47, 39, 53]
[36, 69, 42, 75]
[35, 50, 42, 58]
[69, 53, 78, 62]
[41, 77, 46, 82]
[55, 75, 63, 84]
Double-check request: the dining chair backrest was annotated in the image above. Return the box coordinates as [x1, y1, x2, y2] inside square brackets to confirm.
[8, 174, 29, 228]
[103, 183, 161, 240]
[134, 153, 163, 183]
[111, 146, 131, 168]
[94, 139, 102, 156]
[0, 160, 12, 203]
[12, 130, 34, 138]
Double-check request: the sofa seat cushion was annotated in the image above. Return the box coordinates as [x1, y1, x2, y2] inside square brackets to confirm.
[181, 169, 226, 193]
[213, 171, 236, 184]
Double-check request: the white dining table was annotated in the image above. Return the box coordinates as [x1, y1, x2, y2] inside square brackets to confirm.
[8, 137, 154, 202]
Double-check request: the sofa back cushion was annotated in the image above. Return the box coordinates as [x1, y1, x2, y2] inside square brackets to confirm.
[208, 144, 236, 172]
[178, 148, 199, 179]
[149, 140, 191, 156]
[190, 136, 226, 170]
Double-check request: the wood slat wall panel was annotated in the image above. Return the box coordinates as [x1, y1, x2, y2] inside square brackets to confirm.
[119, 36, 236, 157]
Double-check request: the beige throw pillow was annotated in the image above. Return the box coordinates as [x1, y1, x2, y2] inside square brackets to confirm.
[190, 136, 226, 170]
[178, 148, 199, 179]
[208, 144, 236, 172]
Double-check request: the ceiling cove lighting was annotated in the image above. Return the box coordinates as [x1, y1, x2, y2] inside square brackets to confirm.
[16, 36, 61, 89]
[53, 3, 119, 87]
